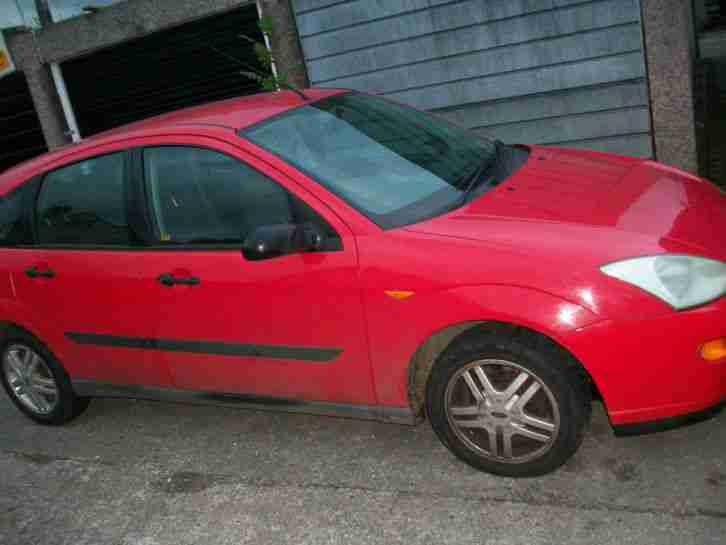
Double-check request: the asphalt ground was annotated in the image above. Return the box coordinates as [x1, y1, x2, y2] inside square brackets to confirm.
[1, 395, 724, 545]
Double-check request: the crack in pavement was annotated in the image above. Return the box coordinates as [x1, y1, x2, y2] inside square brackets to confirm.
[3, 448, 724, 522]
[153, 472, 726, 521]
[1, 449, 114, 467]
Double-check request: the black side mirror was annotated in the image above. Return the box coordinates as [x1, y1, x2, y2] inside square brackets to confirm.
[242, 223, 323, 261]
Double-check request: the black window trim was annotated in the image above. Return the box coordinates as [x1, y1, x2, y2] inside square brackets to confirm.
[126, 148, 156, 246]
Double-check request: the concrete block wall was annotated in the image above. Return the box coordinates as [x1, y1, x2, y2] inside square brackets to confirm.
[640, 0, 699, 173]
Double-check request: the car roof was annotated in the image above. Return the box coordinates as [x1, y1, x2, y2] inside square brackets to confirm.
[0, 87, 347, 191]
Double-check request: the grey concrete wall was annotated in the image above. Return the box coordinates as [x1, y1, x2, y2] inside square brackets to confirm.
[37, 0, 255, 63]
[259, 0, 308, 88]
[641, 0, 699, 173]
[4, 29, 68, 149]
[292, 0, 653, 157]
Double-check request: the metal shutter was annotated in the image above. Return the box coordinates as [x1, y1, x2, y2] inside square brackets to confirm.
[61, 5, 266, 137]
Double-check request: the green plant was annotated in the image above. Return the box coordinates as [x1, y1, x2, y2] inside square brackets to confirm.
[209, 16, 308, 100]
[229, 15, 307, 99]
[241, 15, 278, 91]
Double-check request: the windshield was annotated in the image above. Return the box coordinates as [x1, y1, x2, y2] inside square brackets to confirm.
[241, 92, 499, 229]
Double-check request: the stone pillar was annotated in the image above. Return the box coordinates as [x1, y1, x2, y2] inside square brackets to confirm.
[258, 0, 308, 88]
[5, 30, 69, 149]
[640, 0, 699, 173]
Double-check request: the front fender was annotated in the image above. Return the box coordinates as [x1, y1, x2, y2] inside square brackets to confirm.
[365, 283, 601, 407]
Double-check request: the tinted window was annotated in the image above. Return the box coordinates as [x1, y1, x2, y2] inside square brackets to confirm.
[143, 146, 337, 245]
[0, 181, 35, 246]
[36, 153, 130, 245]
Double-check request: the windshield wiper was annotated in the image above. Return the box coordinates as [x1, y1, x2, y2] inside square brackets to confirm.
[457, 140, 505, 206]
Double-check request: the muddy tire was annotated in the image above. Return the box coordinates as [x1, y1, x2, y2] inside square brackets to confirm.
[426, 327, 591, 477]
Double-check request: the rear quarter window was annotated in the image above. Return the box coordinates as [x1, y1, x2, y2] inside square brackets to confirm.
[0, 180, 35, 246]
[35, 152, 131, 246]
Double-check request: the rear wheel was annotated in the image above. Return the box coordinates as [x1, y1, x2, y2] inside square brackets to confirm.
[426, 329, 590, 477]
[1, 331, 90, 425]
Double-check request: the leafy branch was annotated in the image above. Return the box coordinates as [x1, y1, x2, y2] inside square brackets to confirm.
[234, 15, 308, 100]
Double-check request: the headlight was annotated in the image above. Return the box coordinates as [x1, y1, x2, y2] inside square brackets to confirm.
[601, 255, 726, 310]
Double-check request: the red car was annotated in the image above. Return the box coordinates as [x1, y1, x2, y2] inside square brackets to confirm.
[1, 89, 725, 477]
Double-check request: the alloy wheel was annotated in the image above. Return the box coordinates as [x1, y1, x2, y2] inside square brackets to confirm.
[444, 359, 560, 464]
[2, 344, 59, 415]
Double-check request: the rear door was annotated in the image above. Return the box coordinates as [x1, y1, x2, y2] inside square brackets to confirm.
[138, 141, 375, 407]
[14, 151, 173, 388]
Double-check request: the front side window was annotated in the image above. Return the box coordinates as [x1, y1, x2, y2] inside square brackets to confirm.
[143, 146, 338, 245]
[242, 92, 503, 229]
[35, 152, 131, 245]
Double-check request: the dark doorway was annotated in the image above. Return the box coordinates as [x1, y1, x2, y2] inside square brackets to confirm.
[693, 0, 726, 186]
[0, 72, 47, 173]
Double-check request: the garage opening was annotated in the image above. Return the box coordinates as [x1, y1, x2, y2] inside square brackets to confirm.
[0, 72, 47, 173]
[61, 5, 266, 137]
[694, 0, 726, 186]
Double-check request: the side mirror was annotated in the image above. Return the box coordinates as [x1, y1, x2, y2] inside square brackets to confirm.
[242, 223, 323, 261]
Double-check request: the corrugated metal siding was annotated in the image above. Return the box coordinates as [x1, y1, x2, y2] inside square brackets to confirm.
[292, 0, 653, 157]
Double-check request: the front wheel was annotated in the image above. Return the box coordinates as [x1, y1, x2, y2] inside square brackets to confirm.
[426, 329, 591, 477]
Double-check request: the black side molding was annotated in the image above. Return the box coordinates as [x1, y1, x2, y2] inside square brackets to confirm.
[71, 380, 419, 425]
[613, 397, 726, 436]
[65, 332, 342, 362]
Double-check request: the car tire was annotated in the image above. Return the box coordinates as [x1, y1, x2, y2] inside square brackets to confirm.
[1, 330, 90, 425]
[425, 326, 591, 477]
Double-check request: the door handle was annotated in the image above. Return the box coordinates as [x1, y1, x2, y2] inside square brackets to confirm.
[174, 276, 200, 286]
[157, 273, 175, 286]
[157, 273, 200, 287]
[25, 266, 55, 279]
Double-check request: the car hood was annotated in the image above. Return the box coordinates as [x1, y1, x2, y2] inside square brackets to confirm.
[406, 146, 726, 263]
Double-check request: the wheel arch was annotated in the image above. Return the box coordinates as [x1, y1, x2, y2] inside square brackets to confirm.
[406, 320, 603, 417]
[0, 320, 43, 347]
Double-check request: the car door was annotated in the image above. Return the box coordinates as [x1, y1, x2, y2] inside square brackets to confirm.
[138, 142, 376, 407]
[13, 150, 173, 388]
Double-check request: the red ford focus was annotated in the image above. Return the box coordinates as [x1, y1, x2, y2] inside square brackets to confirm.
[1, 89, 725, 476]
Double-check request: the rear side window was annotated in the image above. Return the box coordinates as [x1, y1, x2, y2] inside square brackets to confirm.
[143, 146, 338, 245]
[35, 152, 131, 245]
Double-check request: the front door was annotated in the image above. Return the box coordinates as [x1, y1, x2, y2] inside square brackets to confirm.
[139, 143, 375, 406]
